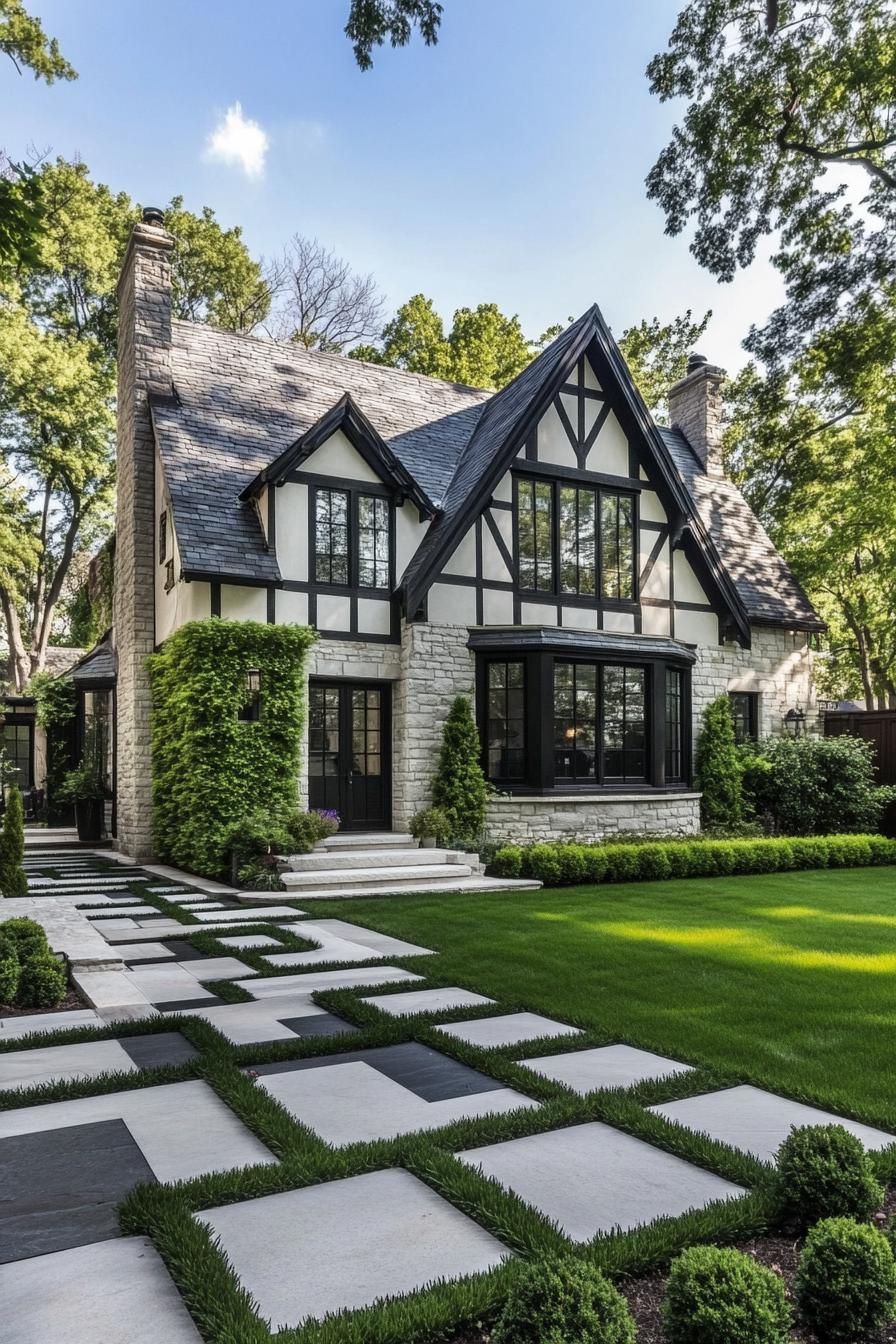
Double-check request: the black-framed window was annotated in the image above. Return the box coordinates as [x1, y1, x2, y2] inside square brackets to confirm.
[600, 493, 634, 599]
[2, 721, 33, 788]
[516, 475, 635, 601]
[477, 644, 693, 794]
[313, 486, 392, 590]
[164, 559, 175, 592]
[158, 511, 167, 564]
[517, 479, 554, 591]
[665, 667, 684, 782]
[315, 488, 350, 584]
[487, 661, 526, 780]
[554, 661, 646, 784]
[729, 691, 758, 743]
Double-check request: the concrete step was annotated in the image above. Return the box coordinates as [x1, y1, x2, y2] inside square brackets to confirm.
[282, 863, 476, 893]
[285, 847, 465, 872]
[316, 832, 415, 851]
[293, 876, 544, 900]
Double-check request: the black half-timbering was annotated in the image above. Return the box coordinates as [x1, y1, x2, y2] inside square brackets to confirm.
[471, 628, 694, 794]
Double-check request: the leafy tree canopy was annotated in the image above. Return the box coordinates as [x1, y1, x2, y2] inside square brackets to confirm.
[647, 0, 896, 408]
[345, 0, 441, 70]
[0, 159, 270, 690]
[1, 0, 75, 81]
[616, 308, 711, 420]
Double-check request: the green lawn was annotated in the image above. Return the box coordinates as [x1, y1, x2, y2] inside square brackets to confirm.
[313, 867, 896, 1128]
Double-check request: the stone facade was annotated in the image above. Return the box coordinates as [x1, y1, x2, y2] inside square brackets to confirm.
[667, 357, 726, 477]
[692, 626, 817, 737]
[486, 793, 702, 843]
[113, 215, 174, 860]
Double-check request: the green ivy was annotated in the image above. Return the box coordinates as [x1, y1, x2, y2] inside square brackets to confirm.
[149, 619, 316, 879]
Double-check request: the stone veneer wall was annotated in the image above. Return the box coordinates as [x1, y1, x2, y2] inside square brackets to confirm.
[486, 793, 702, 843]
[691, 626, 816, 738]
[113, 220, 174, 859]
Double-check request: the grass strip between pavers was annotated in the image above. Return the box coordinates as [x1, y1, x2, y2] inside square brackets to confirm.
[4, 871, 894, 1342]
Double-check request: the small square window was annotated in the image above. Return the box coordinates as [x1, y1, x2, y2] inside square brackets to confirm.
[239, 670, 262, 722]
[159, 511, 168, 564]
[163, 559, 175, 592]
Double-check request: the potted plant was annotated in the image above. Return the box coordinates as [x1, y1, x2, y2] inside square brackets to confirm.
[56, 762, 106, 843]
[410, 805, 451, 849]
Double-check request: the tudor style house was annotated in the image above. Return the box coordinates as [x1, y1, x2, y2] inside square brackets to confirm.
[111, 210, 822, 860]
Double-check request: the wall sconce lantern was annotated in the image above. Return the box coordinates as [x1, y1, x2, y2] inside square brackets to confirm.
[238, 670, 262, 723]
[783, 706, 806, 736]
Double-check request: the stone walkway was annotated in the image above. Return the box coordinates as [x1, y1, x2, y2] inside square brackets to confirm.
[2, 847, 895, 1339]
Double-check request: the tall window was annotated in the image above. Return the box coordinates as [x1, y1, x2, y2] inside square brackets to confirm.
[517, 479, 554, 590]
[554, 662, 597, 780]
[729, 691, 758, 743]
[602, 665, 646, 780]
[357, 495, 390, 589]
[516, 477, 634, 599]
[313, 488, 391, 589]
[559, 486, 596, 595]
[665, 668, 684, 782]
[486, 661, 526, 779]
[2, 721, 32, 788]
[601, 493, 634, 599]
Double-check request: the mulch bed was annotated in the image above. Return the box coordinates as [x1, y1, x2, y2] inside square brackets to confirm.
[0, 987, 88, 1019]
[449, 1190, 896, 1344]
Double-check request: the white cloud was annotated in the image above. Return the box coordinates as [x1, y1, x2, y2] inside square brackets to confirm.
[204, 102, 269, 179]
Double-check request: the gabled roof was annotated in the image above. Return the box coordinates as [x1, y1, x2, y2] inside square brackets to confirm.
[239, 391, 436, 517]
[661, 428, 824, 632]
[150, 320, 490, 583]
[400, 305, 752, 644]
[148, 312, 820, 634]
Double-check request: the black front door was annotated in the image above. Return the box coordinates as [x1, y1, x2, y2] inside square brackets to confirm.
[308, 681, 390, 831]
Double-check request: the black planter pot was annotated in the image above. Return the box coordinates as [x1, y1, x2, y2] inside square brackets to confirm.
[74, 797, 103, 843]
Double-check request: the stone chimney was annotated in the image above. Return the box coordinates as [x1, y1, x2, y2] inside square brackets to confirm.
[113, 208, 174, 859]
[667, 353, 726, 477]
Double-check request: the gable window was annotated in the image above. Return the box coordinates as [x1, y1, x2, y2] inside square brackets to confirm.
[515, 476, 635, 601]
[729, 691, 758, 743]
[486, 661, 526, 780]
[315, 489, 350, 584]
[158, 511, 168, 564]
[517, 479, 553, 591]
[313, 486, 392, 590]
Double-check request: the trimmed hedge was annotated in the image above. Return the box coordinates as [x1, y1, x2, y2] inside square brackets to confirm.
[149, 620, 316, 879]
[489, 834, 896, 885]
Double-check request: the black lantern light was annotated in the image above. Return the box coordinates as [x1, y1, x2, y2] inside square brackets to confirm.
[783, 706, 806, 736]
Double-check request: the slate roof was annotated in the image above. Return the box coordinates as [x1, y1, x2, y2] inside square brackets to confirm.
[152, 321, 490, 582]
[151, 313, 820, 632]
[660, 428, 823, 631]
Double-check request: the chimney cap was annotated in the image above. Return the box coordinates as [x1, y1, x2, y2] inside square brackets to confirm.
[686, 352, 709, 375]
[141, 206, 165, 226]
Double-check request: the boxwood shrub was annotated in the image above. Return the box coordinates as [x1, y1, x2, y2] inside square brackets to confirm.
[796, 1217, 896, 1342]
[775, 1124, 884, 1227]
[488, 834, 896, 885]
[492, 1257, 635, 1344]
[664, 1245, 791, 1344]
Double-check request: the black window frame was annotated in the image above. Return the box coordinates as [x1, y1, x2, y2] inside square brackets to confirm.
[513, 473, 637, 607]
[729, 691, 759, 743]
[485, 659, 527, 783]
[310, 481, 394, 594]
[158, 510, 168, 565]
[475, 644, 692, 795]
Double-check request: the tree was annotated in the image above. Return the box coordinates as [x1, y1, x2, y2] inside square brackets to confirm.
[432, 696, 489, 847]
[0, 785, 27, 898]
[646, 0, 896, 415]
[1, 1, 75, 81]
[0, 159, 272, 690]
[694, 695, 743, 829]
[351, 293, 561, 388]
[345, 0, 441, 70]
[266, 235, 384, 351]
[164, 197, 270, 333]
[616, 309, 711, 420]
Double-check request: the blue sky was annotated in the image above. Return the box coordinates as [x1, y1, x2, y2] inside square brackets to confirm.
[2, 0, 785, 372]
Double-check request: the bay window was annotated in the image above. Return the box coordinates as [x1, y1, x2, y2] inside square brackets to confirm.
[516, 475, 635, 602]
[473, 633, 693, 795]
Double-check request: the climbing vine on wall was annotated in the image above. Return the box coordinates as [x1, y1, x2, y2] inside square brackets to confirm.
[149, 619, 316, 878]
